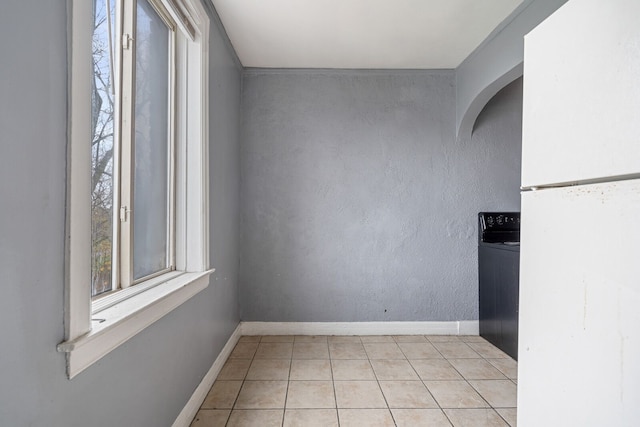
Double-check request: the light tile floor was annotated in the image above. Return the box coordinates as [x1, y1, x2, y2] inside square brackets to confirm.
[191, 335, 517, 427]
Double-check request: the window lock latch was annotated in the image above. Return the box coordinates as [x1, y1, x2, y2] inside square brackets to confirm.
[120, 206, 131, 222]
[122, 34, 133, 50]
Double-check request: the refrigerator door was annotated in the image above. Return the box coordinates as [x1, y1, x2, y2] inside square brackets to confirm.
[521, 0, 640, 189]
[518, 179, 640, 426]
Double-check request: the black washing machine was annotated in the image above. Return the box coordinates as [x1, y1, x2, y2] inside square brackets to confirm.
[478, 212, 520, 360]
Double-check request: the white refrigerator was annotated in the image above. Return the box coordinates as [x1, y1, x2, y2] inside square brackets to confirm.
[518, 0, 640, 426]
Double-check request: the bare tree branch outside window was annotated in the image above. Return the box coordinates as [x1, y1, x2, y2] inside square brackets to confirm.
[91, 0, 116, 297]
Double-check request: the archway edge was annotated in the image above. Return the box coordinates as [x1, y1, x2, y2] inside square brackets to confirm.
[456, 62, 523, 142]
[454, 0, 568, 141]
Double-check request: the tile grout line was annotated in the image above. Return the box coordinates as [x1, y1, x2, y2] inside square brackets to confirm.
[327, 338, 341, 427]
[368, 339, 398, 426]
[495, 407, 515, 427]
[440, 341, 512, 425]
[396, 335, 445, 421]
[425, 337, 498, 426]
[331, 339, 342, 422]
[280, 337, 293, 427]
[224, 339, 259, 426]
[447, 342, 493, 414]
[422, 335, 450, 416]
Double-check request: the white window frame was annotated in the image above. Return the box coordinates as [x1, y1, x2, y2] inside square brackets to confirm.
[119, 0, 177, 289]
[58, 0, 212, 379]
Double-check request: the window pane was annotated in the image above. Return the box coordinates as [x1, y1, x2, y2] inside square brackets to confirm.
[132, 0, 171, 280]
[91, 0, 116, 297]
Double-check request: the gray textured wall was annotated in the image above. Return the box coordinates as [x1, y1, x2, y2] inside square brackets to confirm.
[0, 1, 241, 425]
[239, 70, 522, 322]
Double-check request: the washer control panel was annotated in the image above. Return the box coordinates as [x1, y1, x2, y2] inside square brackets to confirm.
[479, 212, 520, 243]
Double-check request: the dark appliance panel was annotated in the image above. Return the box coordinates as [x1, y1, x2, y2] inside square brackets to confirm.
[478, 212, 520, 360]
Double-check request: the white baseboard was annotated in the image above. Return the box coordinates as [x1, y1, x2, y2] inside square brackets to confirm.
[240, 321, 479, 336]
[172, 323, 242, 427]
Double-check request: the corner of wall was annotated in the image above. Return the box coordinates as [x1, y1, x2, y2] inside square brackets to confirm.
[203, 0, 243, 71]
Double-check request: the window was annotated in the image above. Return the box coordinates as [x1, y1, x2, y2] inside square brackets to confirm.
[59, 0, 212, 378]
[91, 0, 177, 297]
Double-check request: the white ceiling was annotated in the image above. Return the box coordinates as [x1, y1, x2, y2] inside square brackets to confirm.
[211, 0, 524, 69]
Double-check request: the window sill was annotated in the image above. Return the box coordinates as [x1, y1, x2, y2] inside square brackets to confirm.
[57, 269, 214, 378]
